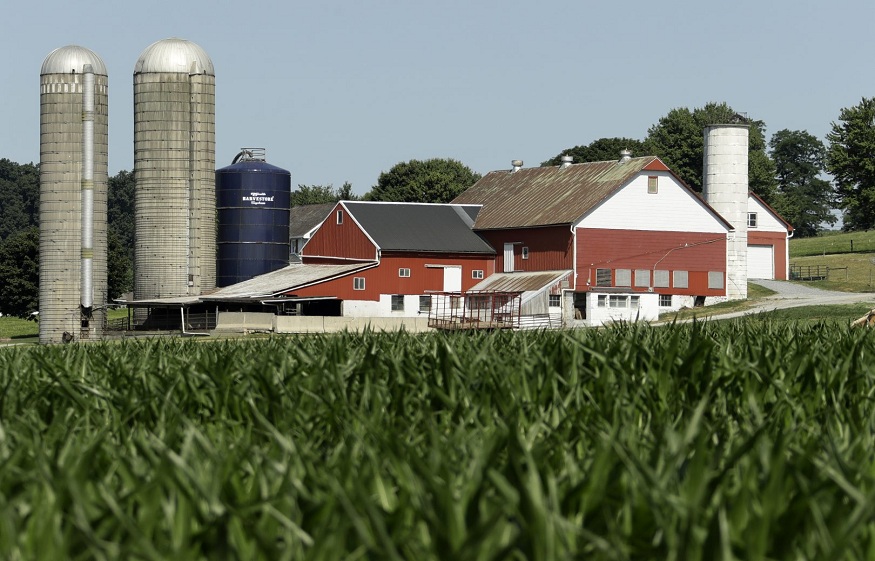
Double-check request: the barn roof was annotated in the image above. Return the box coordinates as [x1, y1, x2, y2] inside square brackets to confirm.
[290, 203, 334, 237]
[453, 156, 676, 229]
[342, 201, 494, 254]
[203, 262, 375, 299]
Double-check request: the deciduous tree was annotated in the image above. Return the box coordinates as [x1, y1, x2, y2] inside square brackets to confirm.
[291, 182, 359, 206]
[0, 227, 39, 317]
[366, 159, 481, 203]
[826, 97, 875, 231]
[541, 138, 647, 166]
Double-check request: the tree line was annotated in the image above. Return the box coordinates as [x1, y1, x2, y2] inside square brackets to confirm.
[2, 98, 875, 316]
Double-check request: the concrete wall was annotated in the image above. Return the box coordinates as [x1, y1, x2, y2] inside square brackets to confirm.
[585, 292, 660, 326]
[215, 312, 432, 333]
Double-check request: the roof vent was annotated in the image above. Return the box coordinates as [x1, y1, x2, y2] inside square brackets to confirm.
[619, 149, 632, 163]
[511, 159, 524, 172]
[560, 155, 573, 168]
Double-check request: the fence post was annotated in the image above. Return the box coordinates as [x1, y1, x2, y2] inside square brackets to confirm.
[851, 240, 854, 252]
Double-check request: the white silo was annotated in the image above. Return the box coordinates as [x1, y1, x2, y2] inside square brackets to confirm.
[703, 124, 748, 301]
[39, 46, 108, 343]
[133, 38, 216, 308]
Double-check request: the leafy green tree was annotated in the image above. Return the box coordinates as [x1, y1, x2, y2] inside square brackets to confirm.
[291, 182, 359, 206]
[0, 227, 39, 316]
[365, 158, 481, 203]
[645, 102, 778, 202]
[769, 129, 835, 237]
[826, 97, 875, 231]
[107, 229, 132, 300]
[107, 170, 135, 297]
[541, 137, 647, 166]
[0, 159, 39, 240]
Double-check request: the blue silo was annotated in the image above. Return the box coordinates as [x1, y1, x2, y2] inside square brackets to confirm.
[216, 149, 291, 287]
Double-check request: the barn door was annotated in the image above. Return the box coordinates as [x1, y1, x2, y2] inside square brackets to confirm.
[503, 243, 515, 272]
[443, 266, 462, 292]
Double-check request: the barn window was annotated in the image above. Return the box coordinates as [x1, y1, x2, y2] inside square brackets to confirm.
[595, 269, 612, 287]
[653, 270, 670, 288]
[608, 295, 627, 308]
[630, 295, 640, 309]
[419, 295, 431, 312]
[353, 277, 365, 290]
[391, 295, 404, 311]
[673, 270, 688, 289]
[597, 295, 607, 308]
[708, 271, 724, 289]
[747, 212, 758, 228]
[549, 294, 561, 307]
[647, 176, 658, 194]
[659, 294, 672, 307]
[472, 269, 484, 279]
[615, 269, 632, 287]
[634, 269, 650, 287]
[399, 268, 411, 278]
[336, 210, 344, 224]
[521, 246, 530, 260]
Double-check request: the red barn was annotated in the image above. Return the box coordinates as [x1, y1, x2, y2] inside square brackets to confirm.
[452, 155, 733, 323]
[747, 192, 794, 280]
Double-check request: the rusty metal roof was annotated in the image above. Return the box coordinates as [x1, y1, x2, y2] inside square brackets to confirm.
[452, 157, 661, 229]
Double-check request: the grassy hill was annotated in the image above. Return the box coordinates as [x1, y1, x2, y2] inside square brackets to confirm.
[790, 230, 875, 257]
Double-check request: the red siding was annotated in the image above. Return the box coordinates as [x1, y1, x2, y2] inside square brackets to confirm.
[577, 228, 727, 296]
[287, 253, 495, 301]
[749, 231, 788, 280]
[302, 203, 377, 261]
[476, 226, 573, 272]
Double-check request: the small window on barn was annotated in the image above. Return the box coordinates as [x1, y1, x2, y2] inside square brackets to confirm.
[521, 246, 529, 260]
[673, 270, 688, 289]
[419, 295, 431, 313]
[472, 269, 484, 279]
[708, 271, 724, 290]
[549, 294, 561, 307]
[353, 277, 365, 290]
[608, 295, 628, 308]
[748, 212, 758, 228]
[615, 269, 632, 287]
[596, 268, 612, 287]
[597, 295, 607, 308]
[391, 295, 404, 311]
[654, 270, 670, 288]
[634, 269, 650, 287]
[399, 268, 411, 278]
[659, 294, 672, 307]
[630, 295, 640, 309]
[647, 176, 658, 194]
[336, 210, 344, 224]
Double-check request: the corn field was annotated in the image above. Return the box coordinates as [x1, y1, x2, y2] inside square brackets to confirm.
[1, 321, 875, 560]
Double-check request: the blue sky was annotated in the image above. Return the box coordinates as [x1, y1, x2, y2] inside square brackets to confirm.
[4, 0, 874, 195]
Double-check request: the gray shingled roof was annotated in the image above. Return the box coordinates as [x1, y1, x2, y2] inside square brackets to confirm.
[290, 203, 334, 237]
[343, 202, 495, 254]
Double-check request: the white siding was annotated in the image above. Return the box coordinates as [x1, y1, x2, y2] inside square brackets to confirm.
[343, 294, 426, 318]
[585, 292, 660, 326]
[577, 172, 729, 233]
[747, 195, 789, 233]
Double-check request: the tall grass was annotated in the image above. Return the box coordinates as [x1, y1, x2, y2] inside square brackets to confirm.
[1, 324, 874, 559]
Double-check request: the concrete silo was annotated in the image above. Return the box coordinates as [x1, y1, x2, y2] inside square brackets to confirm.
[39, 46, 108, 343]
[133, 38, 216, 306]
[703, 124, 748, 301]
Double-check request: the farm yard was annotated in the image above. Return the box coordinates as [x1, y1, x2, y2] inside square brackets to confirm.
[2, 323, 875, 559]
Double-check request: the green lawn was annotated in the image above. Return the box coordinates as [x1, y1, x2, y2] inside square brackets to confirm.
[0, 316, 38, 340]
[790, 229, 875, 257]
[790, 252, 875, 292]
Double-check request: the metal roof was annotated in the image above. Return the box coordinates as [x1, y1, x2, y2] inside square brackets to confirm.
[452, 157, 663, 229]
[134, 38, 215, 75]
[202, 262, 373, 299]
[290, 203, 334, 238]
[342, 202, 494, 254]
[41, 45, 107, 76]
[469, 270, 572, 294]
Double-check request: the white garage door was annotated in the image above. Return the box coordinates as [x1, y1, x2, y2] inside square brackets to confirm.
[748, 245, 774, 279]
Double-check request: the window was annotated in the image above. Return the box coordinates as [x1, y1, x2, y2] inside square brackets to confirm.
[747, 212, 758, 228]
[630, 295, 640, 309]
[615, 269, 632, 287]
[647, 176, 658, 194]
[549, 294, 561, 307]
[353, 277, 365, 290]
[608, 295, 628, 308]
[399, 268, 411, 278]
[673, 270, 688, 289]
[654, 269, 670, 288]
[468, 295, 490, 310]
[634, 269, 650, 288]
[391, 295, 404, 311]
[595, 268, 612, 287]
[472, 269, 484, 279]
[597, 295, 607, 308]
[659, 294, 672, 307]
[336, 210, 344, 224]
[419, 295, 431, 313]
[521, 246, 529, 260]
[708, 271, 725, 289]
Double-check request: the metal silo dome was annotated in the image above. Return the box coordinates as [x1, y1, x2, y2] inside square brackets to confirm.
[41, 45, 108, 76]
[134, 38, 215, 75]
[216, 149, 291, 287]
